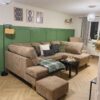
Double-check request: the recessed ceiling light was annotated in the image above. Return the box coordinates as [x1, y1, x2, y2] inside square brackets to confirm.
[88, 5, 96, 8]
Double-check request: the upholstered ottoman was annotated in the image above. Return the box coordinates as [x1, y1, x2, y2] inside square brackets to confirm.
[36, 76, 69, 100]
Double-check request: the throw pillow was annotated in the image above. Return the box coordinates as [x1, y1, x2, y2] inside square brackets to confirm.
[65, 42, 83, 54]
[50, 44, 60, 53]
[40, 44, 50, 56]
[43, 49, 54, 56]
[31, 42, 41, 56]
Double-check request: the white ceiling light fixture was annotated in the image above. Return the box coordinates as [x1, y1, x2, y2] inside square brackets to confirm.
[87, 5, 96, 21]
[0, 0, 11, 5]
[87, 13, 95, 21]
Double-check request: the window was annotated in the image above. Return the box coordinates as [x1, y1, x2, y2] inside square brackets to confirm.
[90, 22, 99, 39]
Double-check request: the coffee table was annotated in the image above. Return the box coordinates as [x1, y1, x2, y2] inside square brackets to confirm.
[60, 57, 79, 78]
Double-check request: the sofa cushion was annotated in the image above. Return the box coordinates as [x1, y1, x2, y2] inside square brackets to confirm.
[54, 52, 90, 67]
[43, 49, 54, 56]
[70, 37, 82, 42]
[40, 44, 50, 56]
[65, 42, 83, 54]
[26, 66, 48, 79]
[8, 45, 37, 59]
[50, 44, 60, 53]
[31, 42, 41, 56]
[50, 41, 61, 45]
[59, 41, 68, 52]
[12, 43, 32, 47]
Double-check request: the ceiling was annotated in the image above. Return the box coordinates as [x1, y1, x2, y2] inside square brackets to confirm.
[14, 0, 100, 16]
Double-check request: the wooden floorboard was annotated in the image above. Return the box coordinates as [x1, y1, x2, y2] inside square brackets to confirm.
[0, 57, 98, 100]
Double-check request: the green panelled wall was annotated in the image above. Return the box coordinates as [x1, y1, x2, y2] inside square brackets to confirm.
[0, 25, 74, 74]
[0, 25, 4, 74]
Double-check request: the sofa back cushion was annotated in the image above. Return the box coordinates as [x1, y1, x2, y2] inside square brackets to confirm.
[70, 37, 82, 42]
[11, 43, 32, 47]
[50, 41, 61, 45]
[8, 45, 37, 58]
[65, 42, 83, 54]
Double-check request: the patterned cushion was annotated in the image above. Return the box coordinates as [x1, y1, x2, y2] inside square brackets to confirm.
[43, 49, 54, 56]
[50, 44, 60, 53]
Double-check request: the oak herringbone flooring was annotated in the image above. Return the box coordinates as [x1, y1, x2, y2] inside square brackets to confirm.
[0, 57, 98, 100]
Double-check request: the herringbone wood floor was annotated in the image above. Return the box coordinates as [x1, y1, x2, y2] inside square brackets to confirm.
[0, 57, 98, 100]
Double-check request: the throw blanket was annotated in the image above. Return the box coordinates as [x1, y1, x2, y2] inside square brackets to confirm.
[39, 59, 65, 73]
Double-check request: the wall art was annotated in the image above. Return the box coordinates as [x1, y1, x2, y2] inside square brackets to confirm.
[26, 9, 34, 22]
[14, 7, 23, 21]
[36, 11, 43, 24]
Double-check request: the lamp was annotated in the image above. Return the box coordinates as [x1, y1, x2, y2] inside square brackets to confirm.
[0, 0, 11, 5]
[1, 24, 15, 76]
[87, 13, 95, 21]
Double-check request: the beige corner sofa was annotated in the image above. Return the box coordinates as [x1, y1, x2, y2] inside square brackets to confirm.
[5, 41, 90, 88]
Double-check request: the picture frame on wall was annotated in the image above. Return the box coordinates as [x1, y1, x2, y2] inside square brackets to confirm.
[14, 7, 23, 21]
[36, 11, 43, 24]
[26, 9, 34, 23]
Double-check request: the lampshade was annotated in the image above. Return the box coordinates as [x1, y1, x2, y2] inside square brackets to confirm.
[87, 13, 95, 21]
[0, 0, 11, 5]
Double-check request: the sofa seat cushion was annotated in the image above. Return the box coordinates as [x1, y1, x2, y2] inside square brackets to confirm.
[61, 52, 90, 59]
[52, 52, 89, 59]
[41, 54, 63, 61]
[56, 52, 90, 67]
[26, 66, 48, 79]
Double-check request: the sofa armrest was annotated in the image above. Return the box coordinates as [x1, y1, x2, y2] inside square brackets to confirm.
[5, 51, 33, 79]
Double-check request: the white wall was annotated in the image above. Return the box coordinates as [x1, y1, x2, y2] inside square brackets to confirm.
[0, 1, 74, 29]
[72, 17, 82, 37]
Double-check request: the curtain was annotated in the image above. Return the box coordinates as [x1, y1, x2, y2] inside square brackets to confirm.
[81, 17, 90, 45]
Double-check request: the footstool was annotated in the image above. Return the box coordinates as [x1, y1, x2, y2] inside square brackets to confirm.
[36, 76, 69, 100]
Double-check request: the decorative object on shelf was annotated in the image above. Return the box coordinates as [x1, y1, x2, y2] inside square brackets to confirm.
[4, 24, 15, 34]
[65, 18, 72, 23]
[36, 11, 43, 24]
[14, 7, 23, 21]
[0, 0, 11, 5]
[26, 9, 34, 23]
[87, 13, 95, 21]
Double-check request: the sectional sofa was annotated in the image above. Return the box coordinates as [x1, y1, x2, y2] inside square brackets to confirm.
[5, 41, 90, 88]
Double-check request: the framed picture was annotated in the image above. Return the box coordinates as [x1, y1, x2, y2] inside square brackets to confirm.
[14, 7, 23, 21]
[36, 11, 43, 24]
[26, 9, 34, 22]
